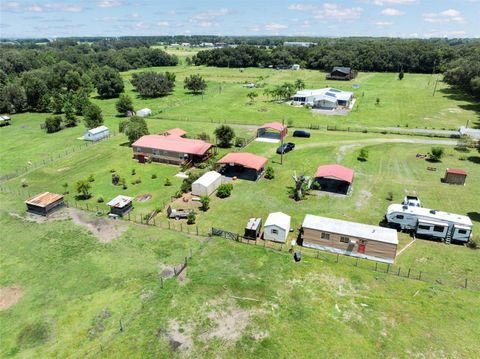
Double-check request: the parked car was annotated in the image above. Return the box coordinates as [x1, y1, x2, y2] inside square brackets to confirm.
[292, 130, 311, 138]
[276, 142, 295, 154]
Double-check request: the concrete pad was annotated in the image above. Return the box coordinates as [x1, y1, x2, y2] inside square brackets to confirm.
[255, 137, 280, 143]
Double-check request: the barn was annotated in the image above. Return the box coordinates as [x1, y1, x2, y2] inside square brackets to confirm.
[257, 122, 288, 141]
[25, 192, 64, 216]
[443, 168, 467, 185]
[132, 134, 214, 165]
[192, 171, 222, 197]
[314, 164, 354, 195]
[217, 152, 268, 181]
[84, 125, 109, 141]
[264, 212, 291, 243]
[301, 214, 398, 264]
[107, 195, 133, 217]
[326, 67, 355, 80]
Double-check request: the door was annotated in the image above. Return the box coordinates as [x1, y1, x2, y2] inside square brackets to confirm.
[138, 154, 145, 163]
[358, 240, 366, 253]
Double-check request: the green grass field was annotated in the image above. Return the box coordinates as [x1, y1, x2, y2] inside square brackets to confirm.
[1, 61, 479, 358]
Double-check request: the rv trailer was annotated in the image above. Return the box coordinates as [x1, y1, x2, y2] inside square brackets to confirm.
[386, 204, 473, 243]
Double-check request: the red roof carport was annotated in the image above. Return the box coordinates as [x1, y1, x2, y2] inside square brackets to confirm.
[257, 122, 288, 139]
[315, 164, 355, 183]
[217, 153, 268, 171]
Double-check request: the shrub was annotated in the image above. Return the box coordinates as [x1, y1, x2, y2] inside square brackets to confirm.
[467, 237, 479, 249]
[180, 172, 201, 193]
[264, 166, 275, 179]
[235, 137, 244, 147]
[430, 147, 445, 162]
[197, 132, 210, 142]
[200, 196, 210, 211]
[110, 169, 116, 173]
[386, 192, 394, 201]
[216, 183, 233, 198]
[151, 174, 157, 179]
[187, 211, 196, 225]
[21, 179, 28, 187]
[357, 148, 369, 161]
[165, 178, 172, 186]
[44, 115, 63, 133]
[135, 178, 141, 184]
[88, 174, 95, 182]
[97, 196, 104, 203]
[131, 168, 136, 176]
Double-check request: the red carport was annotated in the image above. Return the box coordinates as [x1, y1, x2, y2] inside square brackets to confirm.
[217, 152, 268, 181]
[257, 122, 288, 140]
[314, 164, 355, 195]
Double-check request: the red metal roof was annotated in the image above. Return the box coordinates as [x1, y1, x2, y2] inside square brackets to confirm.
[132, 135, 213, 156]
[259, 122, 287, 132]
[315, 164, 355, 183]
[446, 168, 467, 176]
[217, 152, 268, 171]
[165, 128, 187, 137]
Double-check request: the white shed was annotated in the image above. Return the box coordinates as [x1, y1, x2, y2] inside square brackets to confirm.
[264, 212, 291, 243]
[136, 108, 152, 117]
[291, 64, 300, 70]
[84, 125, 109, 141]
[192, 171, 222, 197]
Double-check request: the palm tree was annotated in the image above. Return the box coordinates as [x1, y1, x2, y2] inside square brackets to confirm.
[76, 179, 91, 199]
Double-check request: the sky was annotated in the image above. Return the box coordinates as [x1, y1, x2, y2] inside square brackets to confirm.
[0, 0, 479, 39]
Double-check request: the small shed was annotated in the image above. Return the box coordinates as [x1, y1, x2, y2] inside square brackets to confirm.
[244, 218, 262, 239]
[444, 168, 467, 185]
[326, 67, 355, 80]
[0, 115, 11, 126]
[291, 64, 300, 70]
[264, 212, 291, 243]
[136, 108, 152, 117]
[192, 171, 222, 197]
[217, 152, 268, 181]
[84, 125, 109, 141]
[314, 164, 354, 195]
[25, 192, 64, 216]
[257, 122, 288, 140]
[301, 214, 398, 264]
[107, 195, 133, 216]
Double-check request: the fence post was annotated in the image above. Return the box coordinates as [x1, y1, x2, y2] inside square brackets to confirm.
[398, 267, 401, 276]
[196, 226, 198, 235]
[180, 224, 183, 232]
[161, 277, 163, 288]
[355, 258, 359, 267]
[336, 254, 339, 263]
[418, 271, 422, 280]
[407, 268, 411, 278]
[464, 278, 468, 289]
[375, 262, 378, 271]
[387, 264, 390, 273]
[190, 248, 192, 258]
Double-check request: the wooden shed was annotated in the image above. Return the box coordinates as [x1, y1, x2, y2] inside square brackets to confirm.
[25, 192, 64, 216]
[107, 195, 133, 217]
[443, 168, 467, 185]
[301, 214, 398, 264]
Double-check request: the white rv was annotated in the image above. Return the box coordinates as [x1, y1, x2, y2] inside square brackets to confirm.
[386, 204, 473, 243]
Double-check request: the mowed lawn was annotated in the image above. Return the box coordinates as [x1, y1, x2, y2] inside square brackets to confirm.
[1, 191, 480, 358]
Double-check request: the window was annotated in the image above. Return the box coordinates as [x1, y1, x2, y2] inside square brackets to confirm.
[321, 232, 330, 240]
[458, 229, 467, 235]
[340, 236, 350, 243]
[271, 229, 278, 235]
[418, 225, 430, 231]
[396, 215, 404, 219]
[433, 226, 445, 233]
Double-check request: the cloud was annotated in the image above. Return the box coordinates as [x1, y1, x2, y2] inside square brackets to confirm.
[264, 23, 288, 31]
[381, 8, 404, 16]
[373, 0, 416, 5]
[2, 2, 84, 13]
[157, 21, 169, 27]
[289, 3, 364, 21]
[0, 1, 21, 12]
[423, 30, 467, 38]
[97, 1, 123, 8]
[373, 20, 393, 27]
[188, 8, 231, 27]
[423, 9, 464, 23]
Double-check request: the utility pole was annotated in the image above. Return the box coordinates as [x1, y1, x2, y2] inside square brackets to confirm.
[432, 75, 439, 97]
[280, 118, 285, 165]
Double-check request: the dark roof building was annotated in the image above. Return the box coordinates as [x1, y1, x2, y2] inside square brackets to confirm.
[25, 192, 64, 216]
[327, 67, 356, 81]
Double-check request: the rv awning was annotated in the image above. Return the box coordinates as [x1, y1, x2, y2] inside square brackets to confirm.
[418, 220, 448, 227]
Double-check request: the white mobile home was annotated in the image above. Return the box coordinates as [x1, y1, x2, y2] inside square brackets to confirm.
[291, 88, 353, 109]
[84, 125, 109, 141]
[191, 171, 222, 197]
[264, 212, 291, 243]
[386, 204, 473, 243]
[136, 108, 152, 117]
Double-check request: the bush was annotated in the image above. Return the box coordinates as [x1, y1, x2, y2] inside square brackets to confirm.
[214, 125, 235, 148]
[467, 237, 479, 249]
[200, 196, 210, 211]
[430, 147, 445, 162]
[187, 211, 196, 225]
[151, 174, 157, 179]
[216, 183, 233, 198]
[235, 137, 244, 147]
[357, 148, 369, 161]
[131, 169, 136, 175]
[88, 174, 95, 182]
[180, 172, 201, 193]
[97, 196, 104, 203]
[135, 178, 141, 184]
[264, 166, 275, 179]
[165, 178, 172, 186]
[44, 115, 63, 133]
[21, 179, 28, 187]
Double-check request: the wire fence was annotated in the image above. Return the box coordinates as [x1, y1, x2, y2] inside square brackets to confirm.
[0, 132, 118, 183]
[210, 227, 480, 292]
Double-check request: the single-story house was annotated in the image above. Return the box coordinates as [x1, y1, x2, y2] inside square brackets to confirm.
[132, 133, 214, 165]
[301, 214, 398, 264]
[192, 171, 223, 197]
[163, 128, 187, 137]
[0, 115, 11, 126]
[25, 192, 64, 216]
[84, 125, 109, 141]
[107, 195, 133, 216]
[217, 152, 268, 181]
[244, 217, 262, 239]
[136, 108, 152, 117]
[443, 168, 467, 185]
[283, 41, 317, 47]
[264, 212, 291, 243]
[313, 164, 354, 195]
[257, 122, 288, 140]
[326, 67, 356, 80]
[291, 88, 353, 109]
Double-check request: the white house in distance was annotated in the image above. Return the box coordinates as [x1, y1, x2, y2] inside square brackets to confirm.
[264, 212, 291, 243]
[84, 125, 109, 141]
[291, 88, 354, 110]
[136, 108, 152, 117]
[192, 171, 222, 197]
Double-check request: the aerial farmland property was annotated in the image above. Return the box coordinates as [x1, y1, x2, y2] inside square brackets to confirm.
[1, 3, 480, 358]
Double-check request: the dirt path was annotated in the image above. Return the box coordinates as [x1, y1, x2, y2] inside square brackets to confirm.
[0, 286, 23, 310]
[69, 209, 128, 243]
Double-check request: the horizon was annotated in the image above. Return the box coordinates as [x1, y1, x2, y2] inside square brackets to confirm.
[1, 0, 479, 39]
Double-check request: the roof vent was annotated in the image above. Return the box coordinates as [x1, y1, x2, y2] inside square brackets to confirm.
[402, 205, 408, 210]
[430, 209, 437, 214]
